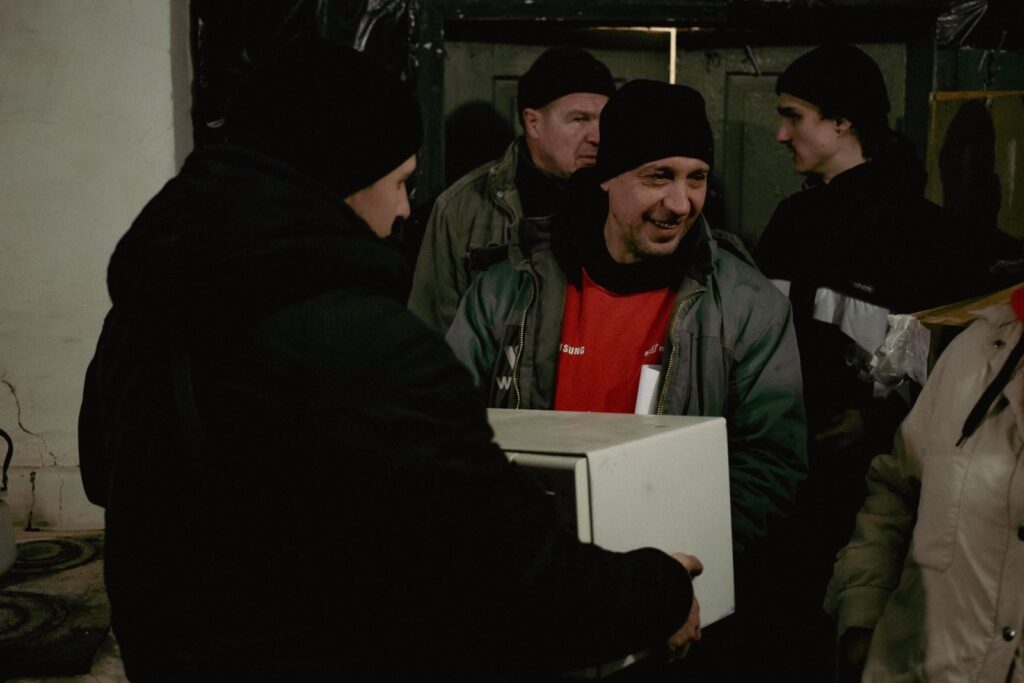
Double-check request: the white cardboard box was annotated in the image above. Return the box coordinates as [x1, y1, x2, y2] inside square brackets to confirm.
[488, 408, 735, 628]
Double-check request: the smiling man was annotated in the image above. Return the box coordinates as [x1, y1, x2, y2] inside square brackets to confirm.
[409, 47, 616, 334]
[447, 76, 806, 588]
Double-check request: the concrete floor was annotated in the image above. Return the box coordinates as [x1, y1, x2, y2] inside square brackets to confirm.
[3, 530, 126, 683]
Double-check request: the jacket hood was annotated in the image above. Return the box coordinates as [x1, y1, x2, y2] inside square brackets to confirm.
[107, 145, 410, 343]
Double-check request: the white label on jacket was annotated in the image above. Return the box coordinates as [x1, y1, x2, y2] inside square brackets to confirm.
[812, 286, 891, 355]
[770, 279, 791, 297]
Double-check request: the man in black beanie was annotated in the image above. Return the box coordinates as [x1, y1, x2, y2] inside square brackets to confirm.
[753, 43, 992, 681]
[448, 79, 807, 677]
[78, 36, 707, 681]
[410, 46, 616, 334]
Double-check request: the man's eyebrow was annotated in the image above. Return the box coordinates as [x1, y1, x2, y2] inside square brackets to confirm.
[777, 105, 798, 115]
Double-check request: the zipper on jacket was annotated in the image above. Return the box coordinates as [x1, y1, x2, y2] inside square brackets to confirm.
[511, 283, 536, 410]
[656, 288, 707, 415]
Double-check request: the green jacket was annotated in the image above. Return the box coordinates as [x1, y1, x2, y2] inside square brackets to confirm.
[447, 202, 807, 557]
[409, 139, 523, 334]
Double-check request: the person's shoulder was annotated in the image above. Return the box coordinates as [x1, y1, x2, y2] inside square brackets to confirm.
[710, 229, 755, 265]
[902, 194, 944, 222]
[776, 183, 830, 217]
[270, 288, 485, 401]
[759, 185, 828, 247]
[923, 299, 1019, 400]
[261, 283, 436, 350]
[713, 242, 771, 285]
[434, 143, 517, 213]
[432, 161, 498, 213]
[711, 240, 790, 314]
[969, 298, 1021, 334]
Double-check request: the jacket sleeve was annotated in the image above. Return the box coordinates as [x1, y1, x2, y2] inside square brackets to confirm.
[824, 342, 943, 637]
[822, 436, 917, 639]
[408, 195, 469, 335]
[727, 289, 808, 557]
[306, 296, 694, 671]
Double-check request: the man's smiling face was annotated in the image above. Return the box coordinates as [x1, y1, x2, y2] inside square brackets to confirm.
[600, 156, 710, 264]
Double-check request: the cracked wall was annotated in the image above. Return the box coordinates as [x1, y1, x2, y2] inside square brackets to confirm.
[0, 1, 190, 530]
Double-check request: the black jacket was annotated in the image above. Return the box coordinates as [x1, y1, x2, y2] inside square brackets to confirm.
[79, 146, 692, 682]
[754, 137, 984, 429]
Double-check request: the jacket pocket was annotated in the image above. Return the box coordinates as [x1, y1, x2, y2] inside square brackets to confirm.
[910, 451, 971, 571]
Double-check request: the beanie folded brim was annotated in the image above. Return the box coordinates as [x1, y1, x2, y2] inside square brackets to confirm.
[225, 36, 422, 198]
[595, 80, 714, 181]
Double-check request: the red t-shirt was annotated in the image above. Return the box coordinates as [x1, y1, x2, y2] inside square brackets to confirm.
[553, 269, 676, 413]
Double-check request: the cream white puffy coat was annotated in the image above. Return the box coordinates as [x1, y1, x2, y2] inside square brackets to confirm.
[826, 300, 1024, 682]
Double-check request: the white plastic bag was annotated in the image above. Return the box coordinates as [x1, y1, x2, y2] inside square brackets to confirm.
[870, 314, 932, 390]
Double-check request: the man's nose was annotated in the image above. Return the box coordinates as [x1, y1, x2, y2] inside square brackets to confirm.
[584, 120, 600, 146]
[397, 189, 412, 220]
[663, 182, 691, 215]
[775, 121, 790, 143]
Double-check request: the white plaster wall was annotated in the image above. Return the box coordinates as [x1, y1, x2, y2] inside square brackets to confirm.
[0, 1, 190, 529]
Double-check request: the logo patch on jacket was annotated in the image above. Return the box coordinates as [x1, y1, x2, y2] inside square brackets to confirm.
[495, 345, 518, 390]
[489, 326, 524, 408]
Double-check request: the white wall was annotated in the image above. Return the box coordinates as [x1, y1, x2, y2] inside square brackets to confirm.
[0, 1, 190, 528]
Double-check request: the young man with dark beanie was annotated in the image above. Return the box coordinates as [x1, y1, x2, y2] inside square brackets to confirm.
[753, 43, 992, 680]
[410, 47, 616, 334]
[447, 80, 807, 679]
[78, 37, 704, 682]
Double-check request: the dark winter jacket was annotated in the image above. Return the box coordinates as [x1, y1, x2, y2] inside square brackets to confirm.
[78, 146, 693, 682]
[447, 167, 808, 558]
[755, 135, 979, 434]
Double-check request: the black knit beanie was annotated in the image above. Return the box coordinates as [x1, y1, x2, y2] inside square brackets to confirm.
[224, 35, 422, 198]
[776, 43, 890, 129]
[517, 47, 616, 114]
[595, 80, 714, 182]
